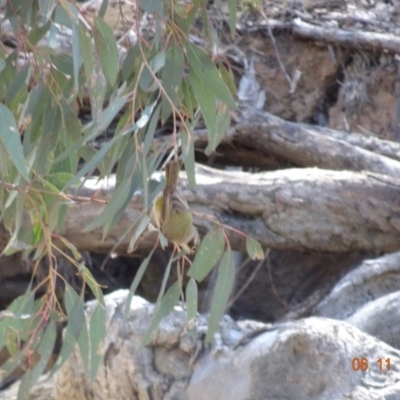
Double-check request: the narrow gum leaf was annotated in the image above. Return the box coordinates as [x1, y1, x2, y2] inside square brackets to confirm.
[186, 42, 236, 109]
[246, 237, 265, 260]
[205, 249, 236, 343]
[143, 281, 181, 345]
[0, 105, 29, 180]
[89, 304, 106, 382]
[93, 17, 119, 86]
[124, 248, 155, 318]
[188, 228, 225, 281]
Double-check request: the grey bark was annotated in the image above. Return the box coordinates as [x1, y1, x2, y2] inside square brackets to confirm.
[2, 168, 400, 254]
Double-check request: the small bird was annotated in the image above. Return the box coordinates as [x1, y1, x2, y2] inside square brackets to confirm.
[152, 160, 199, 252]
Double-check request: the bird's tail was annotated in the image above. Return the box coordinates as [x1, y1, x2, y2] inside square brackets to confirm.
[165, 160, 182, 187]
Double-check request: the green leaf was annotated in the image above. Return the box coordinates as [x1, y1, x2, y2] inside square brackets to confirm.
[64, 286, 85, 340]
[158, 230, 168, 249]
[156, 252, 174, 304]
[128, 214, 151, 253]
[83, 173, 135, 233]
[50, 53, 74, 76]
[17, 370, 32, 400]
[174, 3, 198, 34]
[35, 104, 62, 175]
[122, 100, 158, 137]
[5, 327, 20, 357]
[246, 237, 264, 260]
[54, 94, 128, 164]
[78, 20, 93, 84]
[219, 63, 237, 97]
[161, 44, 184, 122]
[1, 191, 26, 256]
[30, 320, 57, 383]
[181, 130, 196, 188]
[181, 77, 196, 120]
[29, 19, 52, 46]
[89, 304, 106, 382]
[141, 0, 164, 14]
[54, 3, 78, 28]
[53, 285, 85, 374]
[94, 16, 119, 86]
[66, 138, 115, 187]
[77, 307, 90, 374]
[143, 104, 161, 156]
[82, 267, 105, 306]
[121, 45, 140, 82]
[143, 281, 181, 345]
[38, 0, 54, 21]
[89, 62, 107, 123]
[205, 104, 231, 156]
[228, 0, 237, 37]
[188, 228, 225, 281]
[46, 172, 74, 191]
[71, 21, 83, 92]
[139, 50, 166, 92]
[185, 278, 198, 339]
[206, 249, 236, 343]
[57, 236, 81, 261]
[0, 105, 29, 180]
[124, 248, 155, 319]
[186, 41, 236, 109]
[5, 63, 30, 104]
[0, 289, 34, 351]
[189, 71, 217, 140]
[98, 0, 109, 18]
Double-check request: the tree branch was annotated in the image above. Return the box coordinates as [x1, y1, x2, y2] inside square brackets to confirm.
[2, 168, 400, 254]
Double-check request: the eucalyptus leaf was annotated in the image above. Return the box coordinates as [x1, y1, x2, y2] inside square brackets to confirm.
[89, 304, 106, 382]
[185, 278, 198, 339]
[143, 104, 161, 156]
[78, 19, 93, 84]
[189, 71, 217, 141]
[186, 41, 236, 109]
[228, 0, 237, 37]
[161, 44, 184, 122]
[188, 228, 225, 281]
[141, 0, 164, 14]
[143, 281, 181, 345]
[30, 320, 57, 383]
[94, 16, 119, 86]
[98, 0, 109, 18]
[71, 21, 82, 92]
[53, 285, 86, 374]
[5, 63, 30, 105]
[0, 105, 29, 180]
[127, 214, 151, 253]
[205, 104, 231, 156]
[124, 248, 155, 318]
[82, 267, 105, 306]
[181, 130, 196, 188]
[246, 237, 265, 260]
[206, 249, 236, 343]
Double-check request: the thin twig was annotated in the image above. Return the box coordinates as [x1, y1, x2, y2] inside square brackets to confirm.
[227, 252, 267, 309]
[266, 250, 287, 308]
[266, 22, 292, 90]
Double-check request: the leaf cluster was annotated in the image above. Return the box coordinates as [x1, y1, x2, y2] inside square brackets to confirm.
[0, 0, 257, 395]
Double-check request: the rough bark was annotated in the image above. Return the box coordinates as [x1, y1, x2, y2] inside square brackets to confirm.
[2, 167, 400, 255]
[49, 167, 400, 253]
[229, 108, 400, 176]
[292, 18, 400, 54]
